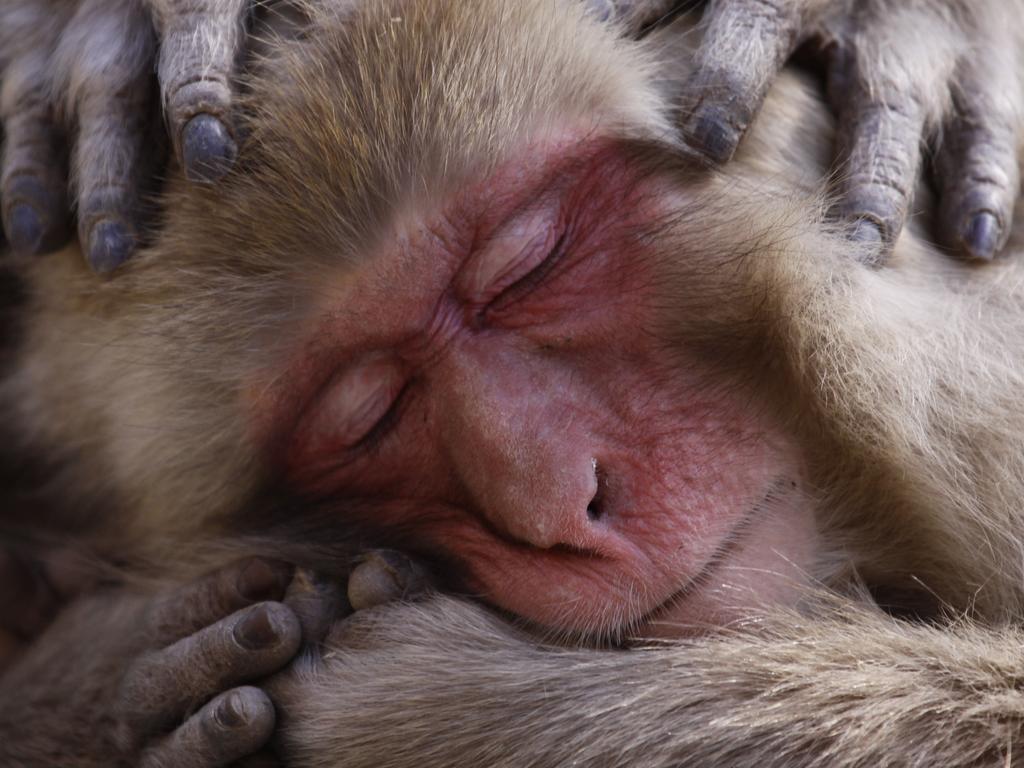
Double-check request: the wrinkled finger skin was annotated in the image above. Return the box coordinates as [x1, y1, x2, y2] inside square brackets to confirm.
[0, 2, 72, 256]
[119, 601, 300, 737]
[0, 558, 301, 768]
[932, 6, 1023, 262]
[679, 0, 826, 165]
[0, 0, 252, 271]
[139, 686, 276, 768]
[674, 0, 1024, 262]
[57, 0, 156, 273]
[147, 0, 249, 182]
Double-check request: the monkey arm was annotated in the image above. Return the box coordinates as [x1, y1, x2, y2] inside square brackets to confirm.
[273, 594, 1024, 768]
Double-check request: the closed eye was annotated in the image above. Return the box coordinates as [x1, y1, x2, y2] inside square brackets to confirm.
[485, 228, 570, 316]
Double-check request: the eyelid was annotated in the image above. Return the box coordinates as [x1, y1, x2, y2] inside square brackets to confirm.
[308, 358, 406, 450]
[458, 202, 562, 303]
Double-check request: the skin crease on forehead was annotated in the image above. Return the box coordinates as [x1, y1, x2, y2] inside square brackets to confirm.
[250, 133, 819, 639]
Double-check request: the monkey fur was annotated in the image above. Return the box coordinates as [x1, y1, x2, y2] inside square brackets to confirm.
[3, 0, 1024, 766]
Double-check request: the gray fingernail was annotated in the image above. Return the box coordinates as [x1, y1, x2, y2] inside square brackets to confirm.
[234, 605, 279, 650]
[182, 114, 238, 183]
[215, 691, 248, 728]
[87, 220, 135, 274]
[8, 204, 44, 254]
[849, 218, 883, 246]
[684, 107, 740, 165]
[962, 211, 1001, 261]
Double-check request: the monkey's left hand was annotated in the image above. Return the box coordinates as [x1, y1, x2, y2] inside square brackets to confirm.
[660, 0, 1024, 262]
[0, 0, 251, 272]
[0, 557, 302, 768]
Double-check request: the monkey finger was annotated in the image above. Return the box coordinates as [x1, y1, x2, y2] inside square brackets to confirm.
[62, 0, 155, 273]
[0, 58, 70, 256]
[139, 687, 275, 768]
[147, 0, 248, 183]
[120, 602, 300, 734]
[282, 567, 350, 644]
[347, 550, 433, 612]
[934, 66, 1021, 261]
[678, 0, 805, 164]
[829, 55, 927, 261]
[150, 558, 294, 644]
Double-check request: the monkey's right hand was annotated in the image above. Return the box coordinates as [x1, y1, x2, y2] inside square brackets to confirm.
[0, 557, 301, 768]
[0, 0, 252, 273]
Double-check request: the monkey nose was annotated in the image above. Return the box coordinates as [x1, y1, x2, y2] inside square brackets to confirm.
[586, 459, 606, 522]
[487, 456, 606, 551]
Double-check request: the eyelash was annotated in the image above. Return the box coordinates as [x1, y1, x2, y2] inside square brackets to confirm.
[348, 380, 412, 457]
[485, 227, 571, 316]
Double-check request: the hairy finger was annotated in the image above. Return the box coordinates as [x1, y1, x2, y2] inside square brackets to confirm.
[934, 27, 1022, 260]
[347, 550, 432, 612]
[1, 53, 70, 255]
[140, 687, 275, 768]
[150, 558, 294, 644]
[121, 602, 300, 734]
[147, 0, 248, 182]
[679, 0, 810, 164]
[56, 0, 155, 273]
[828, 6, 960, 261]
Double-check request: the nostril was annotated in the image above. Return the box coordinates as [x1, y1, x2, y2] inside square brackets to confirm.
[587, 459, 607, 522]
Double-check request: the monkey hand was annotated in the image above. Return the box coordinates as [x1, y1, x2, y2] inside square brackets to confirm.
[0, 557, 302, 768]
[0, 0, 252, 272]
[671, 0, 1023, 262]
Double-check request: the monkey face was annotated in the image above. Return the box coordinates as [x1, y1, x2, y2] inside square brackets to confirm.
[243, 135, 818, 639]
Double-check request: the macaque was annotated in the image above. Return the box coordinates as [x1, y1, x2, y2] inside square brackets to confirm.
[4, 0, 1024, 766]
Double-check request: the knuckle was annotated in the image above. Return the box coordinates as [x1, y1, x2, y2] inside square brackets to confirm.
[165, 76, 234, 123]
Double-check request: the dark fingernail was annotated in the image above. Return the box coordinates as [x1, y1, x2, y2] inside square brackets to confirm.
[87, 220, 135, 274]
[234, 605, 280, 650]
[215, 691, 248, 728]
[237, 559, 292, 603]
[8, 204, 44, 254]
[684, 107, 740, 165]
[182, 114, 238, 183]
[962, 211, 1001, 261]
[849, 218, 883, 246]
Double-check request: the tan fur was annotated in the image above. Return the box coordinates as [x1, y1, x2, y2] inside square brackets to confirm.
[5, 0, 1024, 764]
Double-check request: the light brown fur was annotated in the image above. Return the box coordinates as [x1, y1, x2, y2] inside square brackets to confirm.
[4, 0, 1024, 765]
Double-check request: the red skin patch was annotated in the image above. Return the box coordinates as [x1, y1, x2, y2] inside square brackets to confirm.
[251, 136, 814, 637]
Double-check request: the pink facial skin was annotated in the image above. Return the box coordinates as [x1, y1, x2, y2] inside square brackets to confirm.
[256, 137, 816, 639]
